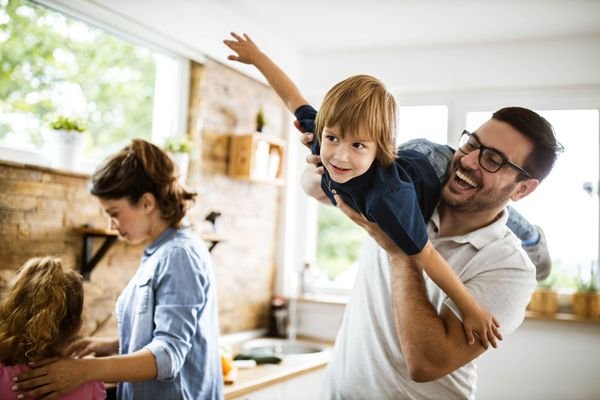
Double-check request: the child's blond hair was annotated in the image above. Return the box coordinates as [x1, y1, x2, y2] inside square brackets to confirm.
[0, 257, 84, 364]
[315, 74, 397, 167]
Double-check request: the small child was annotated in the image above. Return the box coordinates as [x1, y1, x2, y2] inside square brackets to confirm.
[0, 257, 105, 399]
[224, 32, 506, 347]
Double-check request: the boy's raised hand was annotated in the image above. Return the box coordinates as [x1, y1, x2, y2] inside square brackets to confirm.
[223, 32, 262, 65]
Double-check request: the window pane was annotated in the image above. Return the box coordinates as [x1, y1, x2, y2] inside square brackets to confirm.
[0, 0, 161, 160]
[398, 105, 449, 144]
[467, 110, 599, 289]
[314, 105, 449, 288]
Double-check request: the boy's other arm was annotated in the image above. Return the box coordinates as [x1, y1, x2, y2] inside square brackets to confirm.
[335, 195, 491, 381]
[413, 242, 502, 349]
[223, 32, 309, 113]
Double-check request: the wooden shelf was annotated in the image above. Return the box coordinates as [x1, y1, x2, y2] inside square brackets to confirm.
[75, 226, 118, 280]
[228, 133, 286, 185]
[76, 226, 224, 280]
[525, 310, 600, 324]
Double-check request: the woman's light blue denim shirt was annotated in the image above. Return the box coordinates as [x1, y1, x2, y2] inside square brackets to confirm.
[115, 227, 223, 399]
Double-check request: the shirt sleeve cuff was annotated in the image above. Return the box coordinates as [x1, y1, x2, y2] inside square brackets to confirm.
[145, 341, 175, 381]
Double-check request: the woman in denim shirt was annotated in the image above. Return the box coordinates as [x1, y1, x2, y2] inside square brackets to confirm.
[13, 139, 223, 400]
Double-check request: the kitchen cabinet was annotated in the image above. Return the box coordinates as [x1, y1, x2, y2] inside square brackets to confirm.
[234, 384, 284, 400]
[282, 368, 326, 400]
[229, 367, 326, 400]
[228, 133, 285, 185]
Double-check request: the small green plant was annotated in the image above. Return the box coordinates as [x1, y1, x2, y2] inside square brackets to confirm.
[164, 135, 192, 154]
[255, 107, 267, 132]
[576, 264, 598, 293]
[49, 116, 86, 132]
[537, 274, 557, 290]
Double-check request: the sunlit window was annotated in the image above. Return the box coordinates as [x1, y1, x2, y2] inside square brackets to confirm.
[0, 0, 182, 168]
[467, 110, 599, 289]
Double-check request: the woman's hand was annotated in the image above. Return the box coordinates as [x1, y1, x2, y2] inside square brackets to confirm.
[65, 336, 118, 358]
[13, 358, 87, 399]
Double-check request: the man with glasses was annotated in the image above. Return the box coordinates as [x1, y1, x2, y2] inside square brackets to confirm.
[303, 107, 562, 399]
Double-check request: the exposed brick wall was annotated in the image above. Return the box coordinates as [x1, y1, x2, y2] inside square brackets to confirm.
[0, 162, 142, 336]
[186, 59, 288, 334]
[0, 58, 288, 337]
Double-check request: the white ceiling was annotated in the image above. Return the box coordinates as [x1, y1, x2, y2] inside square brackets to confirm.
[217, 0, 600, 52]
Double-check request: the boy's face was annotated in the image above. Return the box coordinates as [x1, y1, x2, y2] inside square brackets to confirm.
[320, 124, 377, 183]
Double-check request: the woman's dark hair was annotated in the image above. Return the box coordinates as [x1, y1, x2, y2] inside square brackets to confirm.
[90, 139, 197, 227]
[492, 107, 564, 182]
[0, 257, 84, 364]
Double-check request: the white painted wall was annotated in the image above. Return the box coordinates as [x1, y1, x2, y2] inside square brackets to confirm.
[302, 36, 600, 95]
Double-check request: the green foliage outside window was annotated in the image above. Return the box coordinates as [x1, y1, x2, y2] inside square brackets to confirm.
[316, 203, 367, 280]
[0, 0, 157, 157]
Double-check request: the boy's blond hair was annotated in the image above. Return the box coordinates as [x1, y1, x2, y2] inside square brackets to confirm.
[315, 74, 397, 167]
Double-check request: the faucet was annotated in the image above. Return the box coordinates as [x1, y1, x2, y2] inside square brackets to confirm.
[287, 296, 297, 342]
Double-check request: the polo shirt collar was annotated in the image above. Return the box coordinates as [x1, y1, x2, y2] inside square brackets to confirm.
[429, 207, 509, 250]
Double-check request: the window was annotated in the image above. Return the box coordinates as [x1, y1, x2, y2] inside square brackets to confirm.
[0, 0, 184, 169]
[467, 110, 599, 289]
[310, 105, 449, 293]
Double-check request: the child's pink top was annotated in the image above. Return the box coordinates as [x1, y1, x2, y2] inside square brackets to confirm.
[0, 362, 106, 399]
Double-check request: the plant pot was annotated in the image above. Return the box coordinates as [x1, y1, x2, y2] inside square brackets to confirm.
[170, 152, 189, 183]
[528, 289, 558, 314]
[572, 292, 600, 318]
[44, 129, 85, 171]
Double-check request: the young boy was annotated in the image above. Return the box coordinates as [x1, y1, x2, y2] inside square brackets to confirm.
[224, 32, 532, 347]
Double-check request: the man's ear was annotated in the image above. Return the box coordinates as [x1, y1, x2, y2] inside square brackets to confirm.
[511, 179, 539, 202]
[140, 192, 157, 213]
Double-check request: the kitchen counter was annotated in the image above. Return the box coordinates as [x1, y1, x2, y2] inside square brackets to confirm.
[224, 343, 331, 399]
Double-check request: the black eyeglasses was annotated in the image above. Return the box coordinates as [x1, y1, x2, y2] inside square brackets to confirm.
[458, 130, 534, 179]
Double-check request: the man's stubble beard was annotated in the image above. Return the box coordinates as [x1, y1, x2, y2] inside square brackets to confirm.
[441, 178, 518, 214]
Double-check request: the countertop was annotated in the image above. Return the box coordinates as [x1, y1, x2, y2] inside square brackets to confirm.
[224, 342, 331, 399]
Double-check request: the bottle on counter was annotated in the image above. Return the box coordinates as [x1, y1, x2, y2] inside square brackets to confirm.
[267, 295, 288, 338]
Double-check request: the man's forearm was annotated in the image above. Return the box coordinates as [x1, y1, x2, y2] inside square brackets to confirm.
[389, 251, 461, 381]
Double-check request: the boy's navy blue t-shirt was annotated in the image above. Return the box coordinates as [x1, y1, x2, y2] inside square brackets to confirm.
[295, 104, 440, 255]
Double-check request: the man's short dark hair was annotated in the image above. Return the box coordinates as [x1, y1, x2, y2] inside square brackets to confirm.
[492, 107, 563, 181]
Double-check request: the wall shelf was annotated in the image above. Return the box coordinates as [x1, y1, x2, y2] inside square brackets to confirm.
[77, 225, 224, 280]
[228, 133, 286, 185]
[76, 226, 118, 281]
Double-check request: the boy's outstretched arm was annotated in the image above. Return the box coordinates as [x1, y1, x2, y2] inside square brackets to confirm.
[223, 32, 308, 114]
[412, 242, 502, 349]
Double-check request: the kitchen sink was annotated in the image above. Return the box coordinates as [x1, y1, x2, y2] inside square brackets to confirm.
[241, 338, 328, 359]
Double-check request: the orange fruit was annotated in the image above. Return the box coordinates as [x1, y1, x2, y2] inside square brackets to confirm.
[221, 353, 233, 375]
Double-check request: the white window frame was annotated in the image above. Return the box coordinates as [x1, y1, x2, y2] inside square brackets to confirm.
[0, 0, 195, 173]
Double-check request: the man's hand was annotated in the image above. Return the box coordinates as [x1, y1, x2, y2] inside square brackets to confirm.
[295, 123, 324, 175]
[13, 358, 85, 399]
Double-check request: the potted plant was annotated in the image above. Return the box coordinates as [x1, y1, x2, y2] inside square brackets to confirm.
[45, 116, 86, 170]
[164, 135, 192, 182]
[255, 107, 267, 133]
[572, 264, 600, 318]
[528, 275, 558, 314]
